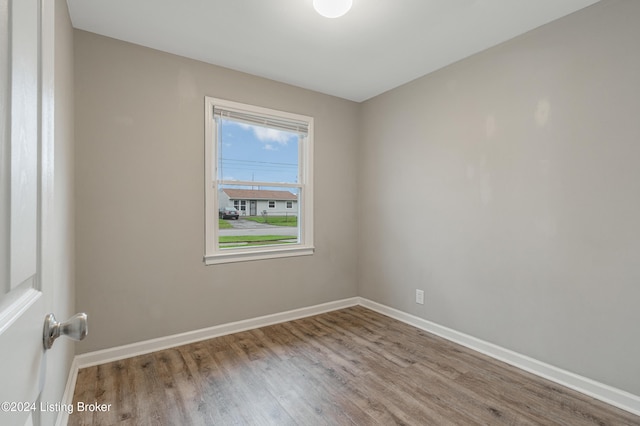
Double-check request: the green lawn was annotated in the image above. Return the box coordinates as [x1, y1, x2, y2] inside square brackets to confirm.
[219, 234, 296, 248]
[218, 219, 233, 229]
[243, 215, 297, 227]
[219, 235, 294, 243]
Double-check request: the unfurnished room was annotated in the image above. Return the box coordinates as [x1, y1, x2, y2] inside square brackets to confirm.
[1, 0, 639, 425]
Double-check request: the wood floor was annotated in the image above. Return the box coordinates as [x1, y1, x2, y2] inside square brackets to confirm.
[70, 306, 640, 425]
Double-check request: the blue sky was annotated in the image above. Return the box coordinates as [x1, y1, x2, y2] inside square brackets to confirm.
[218, 119, 299, 185]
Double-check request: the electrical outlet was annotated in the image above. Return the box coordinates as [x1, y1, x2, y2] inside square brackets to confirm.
[416, 289, 424, 305]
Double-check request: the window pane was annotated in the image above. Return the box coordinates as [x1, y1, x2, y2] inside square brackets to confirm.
[218, 118, 299, 184]
[218, 185, 299, 250]
[205, 97, 313, 264]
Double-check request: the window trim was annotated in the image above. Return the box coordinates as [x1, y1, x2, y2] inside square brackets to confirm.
[204, 97, 314, 265]
[233, 200, 247, 213]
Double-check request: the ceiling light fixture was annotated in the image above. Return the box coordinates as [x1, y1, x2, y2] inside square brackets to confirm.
[313, 0, 353, 18]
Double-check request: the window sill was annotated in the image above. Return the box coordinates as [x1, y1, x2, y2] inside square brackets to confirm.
[204, 245, 314, 265]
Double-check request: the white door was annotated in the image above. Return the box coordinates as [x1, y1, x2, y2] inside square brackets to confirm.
[1, 1, 54, 425]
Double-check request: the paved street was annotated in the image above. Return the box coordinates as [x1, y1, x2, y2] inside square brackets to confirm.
[219, 218, 298, 237]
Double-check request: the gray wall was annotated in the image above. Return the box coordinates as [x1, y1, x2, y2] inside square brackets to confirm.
[74, 0, 640, 398]
[359, 0, 640, 395]
[74, 31, 360, 352]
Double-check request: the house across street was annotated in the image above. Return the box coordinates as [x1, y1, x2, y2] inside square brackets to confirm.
[219, 188, 298, 217]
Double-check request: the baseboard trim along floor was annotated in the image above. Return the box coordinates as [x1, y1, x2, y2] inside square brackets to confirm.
[56, 296, 640, 425]
[55, 297, 359, 425]
[358, 298, 640, 417]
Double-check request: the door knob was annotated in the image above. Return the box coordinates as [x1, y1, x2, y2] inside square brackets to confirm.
[43, 313, 88, 350]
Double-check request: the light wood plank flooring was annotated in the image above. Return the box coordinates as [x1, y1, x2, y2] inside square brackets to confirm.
[70, 306, 640, 425]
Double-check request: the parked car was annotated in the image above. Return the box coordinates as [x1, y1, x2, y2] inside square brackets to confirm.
[219, 206, 239, 220]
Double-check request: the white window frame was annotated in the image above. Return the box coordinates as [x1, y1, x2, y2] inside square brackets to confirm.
[204, 97, 314, 265]
[286, 201, 293, 209]
[233, 200, 247, 213]
[268, 201, 276, 209]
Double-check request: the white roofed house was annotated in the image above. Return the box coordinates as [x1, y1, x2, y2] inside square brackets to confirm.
[219, 188, 298, 217]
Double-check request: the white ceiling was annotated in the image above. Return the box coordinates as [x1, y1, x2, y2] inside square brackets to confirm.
[66, 0, 600, 102]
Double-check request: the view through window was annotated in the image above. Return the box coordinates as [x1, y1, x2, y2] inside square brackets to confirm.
[204, 98, 314, 264]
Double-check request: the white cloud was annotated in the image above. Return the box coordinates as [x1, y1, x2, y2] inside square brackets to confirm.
[233, 122, 294, 145]
[252, 127, 292, 145]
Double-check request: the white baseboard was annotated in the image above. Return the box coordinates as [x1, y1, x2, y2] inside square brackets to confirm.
[358, 297, 640, 417]
[55, 357, 79, 426]
[58, 296, 640, 422]
[58, 297, 360, 422]
[75, 297, 360, 369]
